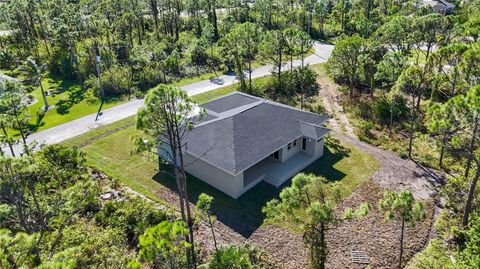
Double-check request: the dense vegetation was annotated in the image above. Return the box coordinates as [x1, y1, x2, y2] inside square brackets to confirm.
[1, 0, 480, 268]
[321, 1, 480, 267]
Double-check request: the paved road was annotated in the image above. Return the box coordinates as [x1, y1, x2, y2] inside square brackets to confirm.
[1, 42, 334, 155]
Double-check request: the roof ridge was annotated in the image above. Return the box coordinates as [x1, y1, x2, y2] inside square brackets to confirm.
[195, 100, 264, 127]
[230, 117, 237, 174]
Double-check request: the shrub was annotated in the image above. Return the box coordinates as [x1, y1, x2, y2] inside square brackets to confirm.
[52, 220, 132, 268]
[358, 120, 375, 141]
[200, 244, 273, 269]
[85, 65, 131, 97]
[94, 196, 166, 244]
[207, 245, 253, 269]
[373, 95, 408, 124]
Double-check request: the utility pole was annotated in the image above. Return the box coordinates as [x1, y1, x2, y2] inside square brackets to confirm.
[93, 42, 105, 121]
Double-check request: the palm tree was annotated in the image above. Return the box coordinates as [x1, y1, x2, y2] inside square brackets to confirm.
[22, 58, 49, 110]
[0, 49, 15, 76]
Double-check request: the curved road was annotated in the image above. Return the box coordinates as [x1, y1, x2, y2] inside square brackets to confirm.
[2, 43, 334, 155]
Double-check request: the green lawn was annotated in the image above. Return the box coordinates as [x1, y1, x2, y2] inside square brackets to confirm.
[62, 85, 379, 235]
[7, 75, 127, 136]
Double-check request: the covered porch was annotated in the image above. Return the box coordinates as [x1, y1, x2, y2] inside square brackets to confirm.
[243, 151, 315, 188]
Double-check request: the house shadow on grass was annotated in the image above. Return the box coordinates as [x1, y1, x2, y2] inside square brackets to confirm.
[153, 136, 349, 238]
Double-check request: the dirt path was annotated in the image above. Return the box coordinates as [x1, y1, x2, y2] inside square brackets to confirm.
[337, 133, 444, 200]
[317, 74, 357, 139]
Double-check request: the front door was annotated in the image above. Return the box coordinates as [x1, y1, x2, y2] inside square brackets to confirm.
[302, 138, 307, 151]
[270, 150, 280, 160]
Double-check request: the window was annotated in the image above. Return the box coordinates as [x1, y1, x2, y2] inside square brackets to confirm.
[287, 143, 292, 150]
[293, 139, 297, 147]
[302, 138, 307, 151]
[270, 150, 280, 160]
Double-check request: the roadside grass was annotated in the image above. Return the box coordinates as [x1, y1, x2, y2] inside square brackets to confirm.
[310, 62, 329, 79]
[174, 71, 225, 87]
[6, 74, 127, 136]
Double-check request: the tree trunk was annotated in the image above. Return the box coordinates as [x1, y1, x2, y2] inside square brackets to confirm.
[179, 171, 196, 269]
[408, 91, 416, 158]
[399, 220, 405, 269]
[136, 20, 143, 45]
[211, 4, 219, 41]
[208, 213, 218, 252]
[248, 58, 252, 94]
[12, 107, 28, 155]
[349, 79, 354, 99]
[370, 79, 374, 99]
[439, 131, 447, 168]
[174, 125, 196, 268]
[464, 119, 479, 179]
[1, 123, 15, 157]
[462, 168, 480, 228]
[39, 79, 49, 110]
[389, 98, 394, 137]
[150, 0, 161, 40]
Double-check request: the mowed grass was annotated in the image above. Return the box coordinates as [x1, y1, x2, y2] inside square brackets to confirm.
[63, 84, 379, 234]
[7, 75, 126, 136]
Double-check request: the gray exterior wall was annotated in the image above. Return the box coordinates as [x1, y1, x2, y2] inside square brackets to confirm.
[314, 137, 325, 158]
[301, 136, 324, 157]
[303, 137, 316, 156]
[281, 138, 301, 162]
[183, 152, 245, 198]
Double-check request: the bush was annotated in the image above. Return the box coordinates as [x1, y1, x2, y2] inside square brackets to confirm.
[207, 245, 253, 269]
[372, 95, 408, 124]
[51, 220, 132, 268]
[358, 120, 375, 140]
[202, 244, 272, 269]
[265, 67, 319, 104]
[85, 65, 132, 97]
[406, 239, 452, 269]
[94, 196, 166, 244]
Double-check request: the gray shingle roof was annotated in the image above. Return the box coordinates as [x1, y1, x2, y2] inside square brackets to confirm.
[184, 92, 330, 175]
[202, 93, 258, 113]
[299, 121, 330, 140]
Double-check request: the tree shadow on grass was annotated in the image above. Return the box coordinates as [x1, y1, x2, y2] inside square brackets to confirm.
[56, 86, 86, 115]
[302, 136, 350, 182]
[153, 136, 349, 237]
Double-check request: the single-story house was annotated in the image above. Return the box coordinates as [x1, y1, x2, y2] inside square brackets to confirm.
[423, 0, 455, 15]
[162, 92, 331, 199]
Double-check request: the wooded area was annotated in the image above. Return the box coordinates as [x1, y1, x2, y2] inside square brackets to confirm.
[1, 0, 480, 268]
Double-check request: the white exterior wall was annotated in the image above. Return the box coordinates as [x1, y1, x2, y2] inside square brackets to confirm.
[314, 137, 325, 158]
[183, 152, 244, 198]
[301, 136, 325, 158]
[281, 138, 301, 162]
